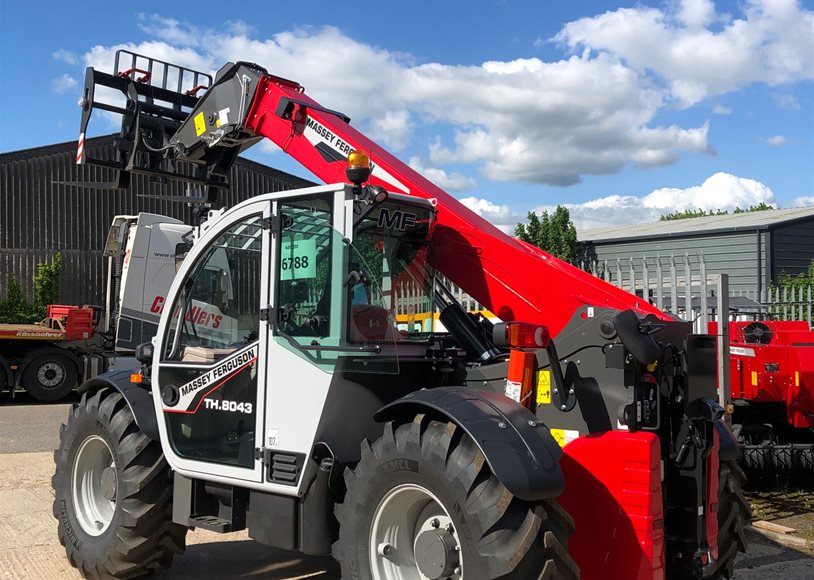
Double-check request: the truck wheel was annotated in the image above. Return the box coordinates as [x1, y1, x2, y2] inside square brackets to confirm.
[715, 460, 751, 578]
[23, 352, 78, 401]
[334, 416, 579, 580]
[52, 387, 187, 579]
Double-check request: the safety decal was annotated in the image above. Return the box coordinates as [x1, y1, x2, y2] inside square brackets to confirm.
[194, 112, 206, 136]
[217, 107, 230, 128]
[164, 342, 258, 414]
[549, 428, 579, 448]
[76, 132, 85, 164]
[536, 370, 551, 405]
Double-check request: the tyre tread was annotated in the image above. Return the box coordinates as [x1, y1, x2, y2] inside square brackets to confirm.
[333, 416, 579, 580]
[53, 387, 187, 579]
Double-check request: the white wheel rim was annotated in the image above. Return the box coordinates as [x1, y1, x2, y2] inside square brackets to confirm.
[37, 361, 65, 387]
[369, 483, 463, 580]
[71, 435, 117, 536]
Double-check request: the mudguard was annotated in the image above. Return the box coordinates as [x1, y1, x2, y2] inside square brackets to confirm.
[375, 387, 565, 502]
[715, 418, 740, 463]
[78, 370, 159, 441]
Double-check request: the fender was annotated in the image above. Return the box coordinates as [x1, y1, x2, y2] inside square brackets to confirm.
[687, 398, 740, 463]
[375, 387, 564, 502]
[16, 347, 82, 387]
[715, 418, 740, 463]
[78, 370, 159, 441]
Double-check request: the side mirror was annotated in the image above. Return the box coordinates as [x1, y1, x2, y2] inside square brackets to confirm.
[135, 342, 154, 365]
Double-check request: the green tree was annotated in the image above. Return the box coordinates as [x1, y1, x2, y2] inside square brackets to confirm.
[733, 202, 774, 214]
[32, 252, 63, 320]
[659, 208, 728, 221]
[515, 206, 580, 264]
[0, 277, 36, 323]
[660, 203, 775, 221]
[775, 260, 814, 290]
[770, 259, 813, 323]
[0, 253, 63, 323]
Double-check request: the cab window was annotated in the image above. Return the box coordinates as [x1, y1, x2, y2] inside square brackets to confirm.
[164, 215, 263, 362]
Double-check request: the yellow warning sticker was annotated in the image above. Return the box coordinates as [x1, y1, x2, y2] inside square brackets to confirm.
[194, 112, 206, 136]
[549, 428, 580, 448]
[537, 370, 551, 405]
[795, 371, 800, 387]
[751, 371, 758, 387]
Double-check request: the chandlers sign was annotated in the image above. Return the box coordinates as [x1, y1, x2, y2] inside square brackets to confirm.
[165, 342, 258, 413]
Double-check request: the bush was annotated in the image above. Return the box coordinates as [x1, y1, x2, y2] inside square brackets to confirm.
[0, 253, 63, 324]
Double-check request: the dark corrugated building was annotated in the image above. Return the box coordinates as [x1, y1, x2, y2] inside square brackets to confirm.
[579, 207, 814, 295]
[0, 135, 313, 306]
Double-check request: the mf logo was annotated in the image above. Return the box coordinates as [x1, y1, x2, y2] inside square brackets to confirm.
[377, 208, 417, 231]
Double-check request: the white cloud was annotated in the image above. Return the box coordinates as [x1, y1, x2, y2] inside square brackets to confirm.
[793, 196, 814, 206]
[712, 105, 732, 114]
[766, 135, 787, 146]
[773, 93, 801, 110]
[51, 74, 77, 95]
[366, 110, 413, 151]
[458, 196, 519, 234]
[408, 157, 476, 192]
[676, 0, 716, 29]
[52, 49, 78, 65]
[555, 0, 814, 106]
[82, 21, 714, 187]
[531, 173, 778, 230]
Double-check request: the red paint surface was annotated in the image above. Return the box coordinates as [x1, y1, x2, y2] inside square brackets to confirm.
[559, 431, 665, 580]
[243, 75, 668, 338]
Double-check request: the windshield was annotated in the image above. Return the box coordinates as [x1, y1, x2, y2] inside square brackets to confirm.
[352, 201, 435, 342]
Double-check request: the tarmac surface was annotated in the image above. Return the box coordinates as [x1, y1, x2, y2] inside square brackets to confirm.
[0, 396, 811, 579]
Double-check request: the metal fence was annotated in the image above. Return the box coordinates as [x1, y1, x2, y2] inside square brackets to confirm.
[581, 253, 813, 330]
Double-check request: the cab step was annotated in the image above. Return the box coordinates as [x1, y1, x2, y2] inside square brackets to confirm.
[188, 515, 233, 533]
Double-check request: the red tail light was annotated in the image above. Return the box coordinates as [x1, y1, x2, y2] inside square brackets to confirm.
[499, 322, 551, 349]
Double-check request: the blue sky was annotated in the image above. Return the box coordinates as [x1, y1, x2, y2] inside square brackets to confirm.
[1, 0, 812, 231]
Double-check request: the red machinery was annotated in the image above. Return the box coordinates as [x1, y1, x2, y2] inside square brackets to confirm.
[74, 51, 750, 580]
[712, 320, 814, 470]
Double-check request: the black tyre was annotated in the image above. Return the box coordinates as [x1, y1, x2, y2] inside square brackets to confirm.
[52, 387, 187, 579]
[714, 460, 751, 579]
[333, 415, 579, 580]
[23, 352, 78, 401]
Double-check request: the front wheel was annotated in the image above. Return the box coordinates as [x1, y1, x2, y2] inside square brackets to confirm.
[52, 387, 187, 579]
[333, 415, 579, 580]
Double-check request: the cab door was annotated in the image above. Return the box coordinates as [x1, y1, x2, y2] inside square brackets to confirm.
[152, 201, 271, 483]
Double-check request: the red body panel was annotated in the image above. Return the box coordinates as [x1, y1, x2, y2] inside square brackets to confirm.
[713, 321, 814, 428]
[559, 431, 665, 580]
[244, 76, 667, 337]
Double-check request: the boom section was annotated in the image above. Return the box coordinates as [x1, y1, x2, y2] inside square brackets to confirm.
[240, 72, 668, 335]
[78, 54, 667, 336]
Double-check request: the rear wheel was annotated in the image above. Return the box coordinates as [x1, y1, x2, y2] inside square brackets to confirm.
[24, 352, 77, 401]
[52, 387, 187, 579]
[714, 460, 751, 579]
[333, 414, 579, 580]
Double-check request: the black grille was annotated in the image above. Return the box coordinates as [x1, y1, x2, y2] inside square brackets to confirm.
[268, 452, 304, 486]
